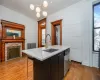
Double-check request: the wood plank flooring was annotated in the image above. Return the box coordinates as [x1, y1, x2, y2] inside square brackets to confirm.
[64, 62, 100, 80]
[0, 57, 33, 80]
[0, 57, 100, 80]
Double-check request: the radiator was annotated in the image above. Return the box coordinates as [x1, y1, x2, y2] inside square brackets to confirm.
[27, 43, 36, 49]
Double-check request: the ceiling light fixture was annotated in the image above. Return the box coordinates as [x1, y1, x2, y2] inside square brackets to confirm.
[36, 7, 41, 13]
[43, 1, 48, 7]
[30, 1, 49, 18]
[43, 11, 47, 17]
[30, 4, 34, 10]
[36, 13, 40, 18]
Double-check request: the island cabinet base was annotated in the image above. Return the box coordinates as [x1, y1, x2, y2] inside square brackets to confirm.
[33, 51, 65, 80]
[34, 58, 51, 80]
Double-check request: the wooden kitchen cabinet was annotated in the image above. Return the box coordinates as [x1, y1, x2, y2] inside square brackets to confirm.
[33, 51, 65, 80]
[58, 52, 64, 80]
[51, 52, 64, 80]
[34, 58, 51, 80]
[51, 54, 59, 80]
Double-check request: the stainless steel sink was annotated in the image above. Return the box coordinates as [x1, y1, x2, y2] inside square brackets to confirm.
[43, 48, 59, 53]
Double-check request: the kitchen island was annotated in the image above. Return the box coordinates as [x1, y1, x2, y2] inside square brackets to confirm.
[22, 45, 70, 80]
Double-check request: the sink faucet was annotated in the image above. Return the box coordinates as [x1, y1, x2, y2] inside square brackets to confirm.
[45, 34, 51, 48]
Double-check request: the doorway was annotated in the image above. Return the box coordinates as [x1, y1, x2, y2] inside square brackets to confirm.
[51, 19, 62, 45]
[38, 18, 46, 47]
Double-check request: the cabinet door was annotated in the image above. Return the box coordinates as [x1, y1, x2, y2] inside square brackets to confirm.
[34, 59, 50, 80]
[58, 52, 64, 80]
[50, 55, 59, 80]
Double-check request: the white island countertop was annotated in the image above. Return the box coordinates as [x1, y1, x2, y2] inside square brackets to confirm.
[22, 45, 70, 61]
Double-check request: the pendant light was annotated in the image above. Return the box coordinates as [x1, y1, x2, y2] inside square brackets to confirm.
[43, 1, 48, 7]
[30, 4, 34, 10]
[36, 13, 40, 18]
[30, 0, 49, 18]
[43, 11, 47, 16]
[36, 7, 41, 13]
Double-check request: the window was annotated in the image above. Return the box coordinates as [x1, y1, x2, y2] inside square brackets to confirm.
[42, 29, 46, 46]
[93, 3, 100, 51]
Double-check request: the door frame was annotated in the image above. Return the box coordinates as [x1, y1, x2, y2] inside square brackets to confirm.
[38, 18, 46, 47]
[51, 19, 62, 45]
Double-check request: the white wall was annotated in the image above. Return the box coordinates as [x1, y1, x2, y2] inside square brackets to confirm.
[46, 0, 96, 67]
[0, 5, 38, 49]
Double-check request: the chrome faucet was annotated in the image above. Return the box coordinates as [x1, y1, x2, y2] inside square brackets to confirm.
[45, 34, 51, 48]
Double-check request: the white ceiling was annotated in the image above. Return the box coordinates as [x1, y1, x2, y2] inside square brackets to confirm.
[0, 0, 81, 20]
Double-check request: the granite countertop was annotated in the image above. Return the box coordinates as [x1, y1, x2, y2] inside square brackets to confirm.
[22, 45, 70, 61]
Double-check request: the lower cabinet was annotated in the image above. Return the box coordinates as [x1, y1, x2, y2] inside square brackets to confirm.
[51, 54, 59, 80]
[51, 52, 64, 80]
[33, 51, 65, 80]
[58, 52, 64, 80]
[34, 58, 51, 80]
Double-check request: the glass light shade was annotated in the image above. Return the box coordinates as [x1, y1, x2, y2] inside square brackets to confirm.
[30, 4, 34, 10]
[43, 1, 48, 7]
[43, 11, 47, 16]
[36, 13, 40, 18]
[36, 7, 41, 13]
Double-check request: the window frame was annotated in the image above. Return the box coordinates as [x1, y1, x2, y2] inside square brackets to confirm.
[93, 2, 100, 52]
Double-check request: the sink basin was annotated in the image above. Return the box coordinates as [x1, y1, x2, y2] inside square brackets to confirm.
[43, 48, 59, 53]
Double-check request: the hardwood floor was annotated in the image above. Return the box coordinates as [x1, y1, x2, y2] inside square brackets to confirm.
[0, 57, 33, 80]
[0, 57, 100, 80]
[64, 62, 100, 80]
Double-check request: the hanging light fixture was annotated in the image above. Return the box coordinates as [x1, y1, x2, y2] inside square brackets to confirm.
[36, 13, 40, 18]
[43, 11, 47, 17]
[43, 1, 48, 7]
[30, 1, 49, 18]
[36, 7, 41, 13]
[30, 4, 34, 10]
